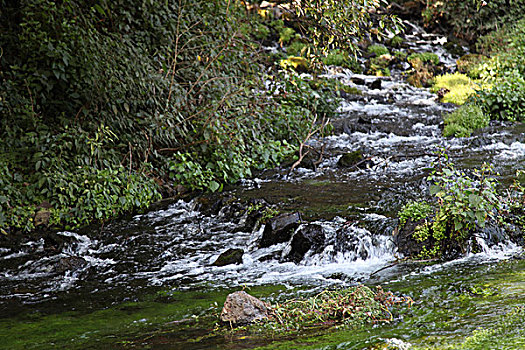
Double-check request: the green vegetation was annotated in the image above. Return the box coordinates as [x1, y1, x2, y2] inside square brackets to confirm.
[3, 0, 372, 233]
[322, 49, 361, 72]
[422, 0, 525, 42]
[389, 35, 404, 48]
[443, 105, 489, 137]
[431, 73, 479, 105]
[287, 41, 309, 56]
[398, 201, 434, 226]
[367, 44, 390, 56]
[408, 52, 440, 66]
[469, 19, 525, 122]
[398, 152, 524, 259]
[416, 307, 525, 350]
[258, 286, 412, 332]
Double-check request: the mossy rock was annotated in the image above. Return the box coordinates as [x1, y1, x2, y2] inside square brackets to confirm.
[407, 52, 440, 66]
[367, 54, 393, 76]
[279, 56, 310, 72]
[443, 104, 489, 137]
[212, 248, 244, 266]
[337, 150, 371, 169]
[388, 35, 405, 48]
[407, 66, 433, 88]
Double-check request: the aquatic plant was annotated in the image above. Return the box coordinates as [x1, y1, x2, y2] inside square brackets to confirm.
[267, 286, 412, 331]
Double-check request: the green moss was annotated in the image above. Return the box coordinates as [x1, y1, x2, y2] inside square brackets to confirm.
[408, 52, 440, 66]
[394, 50, 407, 60]
[368, 54, 393, 76]
[322, 49, 360, 71]
[431, 73, 479, 105]
[367, 44, 389, 56]
[443, 104, 489, 137]
[416, 307, 525, 350]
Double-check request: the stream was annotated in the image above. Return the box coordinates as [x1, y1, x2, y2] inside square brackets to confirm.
[1, 22, 524, 350]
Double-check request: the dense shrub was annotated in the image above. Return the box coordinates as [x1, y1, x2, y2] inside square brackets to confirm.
[470, 20, 525, 121]
[0, 0, 343, 233]
[422, 0, 525, 42]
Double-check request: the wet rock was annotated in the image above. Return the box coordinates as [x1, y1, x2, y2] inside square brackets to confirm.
[394, 219, 465, 260]
[220, 291, 270, 325]
[369, 79, 382, 90]
[351, 77, 366, 85]
[212, 248, 244, 266]
[236, 199, 270, 233]
[337, 150, 372, 169]
[55, 256, 87, 274]
[259, 212, 301, 248]
[284, 224, 325, 263]
[393, 219, 426, 258]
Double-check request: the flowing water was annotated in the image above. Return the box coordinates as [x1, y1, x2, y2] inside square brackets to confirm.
[1, 22, 524, 349]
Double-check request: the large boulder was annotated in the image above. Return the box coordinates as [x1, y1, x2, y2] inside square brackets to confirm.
[259, 212, 301, 248]
[220, 291, 270, 325]
[284, 224, 325, 263]
[211, 248, 244, 266]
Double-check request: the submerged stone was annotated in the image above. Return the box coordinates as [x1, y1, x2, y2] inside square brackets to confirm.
[212, 248, 244, 266]
[259, 212, 301, 248]
[55, 256, 87, 274]
[220, 291, 270, 325]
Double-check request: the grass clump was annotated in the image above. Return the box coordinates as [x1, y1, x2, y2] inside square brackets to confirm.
[268, 286, 412, 331]
[443, 105, 489, 137]
[431, 73, 479, 105]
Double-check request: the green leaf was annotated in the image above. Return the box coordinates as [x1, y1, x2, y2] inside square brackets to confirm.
[475, 211, 485, 225]
[209, 180, 220, 192]
[429, 185, 442, 195]
[469, 194, 482, 207]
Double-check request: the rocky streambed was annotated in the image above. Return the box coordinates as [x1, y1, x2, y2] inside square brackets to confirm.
[1, 21, 524, 350]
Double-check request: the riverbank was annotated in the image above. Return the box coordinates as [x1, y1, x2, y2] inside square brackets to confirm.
[2, 0, 523, 237]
